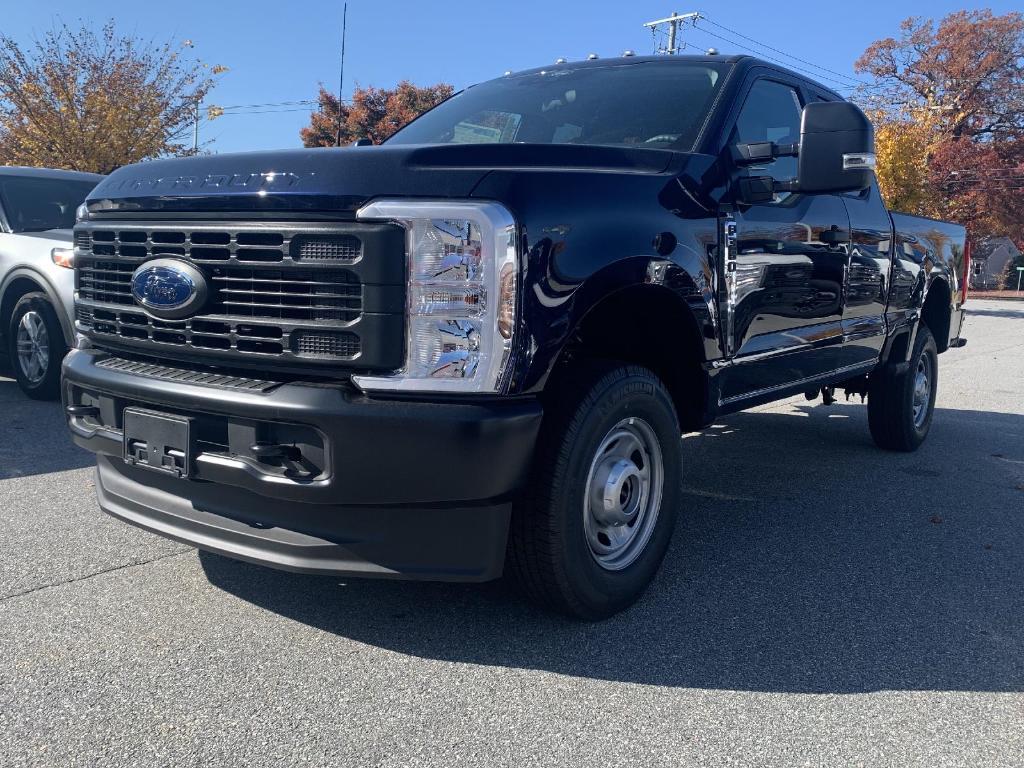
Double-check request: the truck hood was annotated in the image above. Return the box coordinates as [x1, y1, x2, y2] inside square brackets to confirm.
[86, 144, 679, 215]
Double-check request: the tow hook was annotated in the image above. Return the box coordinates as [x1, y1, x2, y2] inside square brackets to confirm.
[250, 443, 313, 479]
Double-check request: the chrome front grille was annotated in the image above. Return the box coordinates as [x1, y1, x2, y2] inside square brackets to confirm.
[212, 269, 361, 322]
[74, 220, 406, 373]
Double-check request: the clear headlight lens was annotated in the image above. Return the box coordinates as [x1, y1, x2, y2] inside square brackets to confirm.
[51, 247, 74, 269]
[353, 201, 518, 393]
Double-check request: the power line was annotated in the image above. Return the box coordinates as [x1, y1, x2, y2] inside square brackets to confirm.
[212, 107, 317, 116]
[217, 99, 319, 111]
[638, 10, 874, 95]
[696, 15, 869, 89]
[687, 22, 859, 91]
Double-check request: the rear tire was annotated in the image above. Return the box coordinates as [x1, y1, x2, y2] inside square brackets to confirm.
[508, 362, 683, 620]
[7, 293, 67, 401]
[868, 325, 937, 452]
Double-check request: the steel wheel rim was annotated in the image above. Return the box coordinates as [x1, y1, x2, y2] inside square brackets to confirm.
[583, 416, 664, 571]
[912, 353, 932, 429]
[15, 310, 49, 385]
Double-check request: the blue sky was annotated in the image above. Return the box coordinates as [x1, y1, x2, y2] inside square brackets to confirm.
[3, 0, 1019, 153]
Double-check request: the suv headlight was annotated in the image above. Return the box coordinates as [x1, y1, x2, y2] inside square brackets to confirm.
[353, 200, 518, 393]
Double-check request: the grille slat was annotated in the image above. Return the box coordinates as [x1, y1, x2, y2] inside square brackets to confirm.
[219, 289, 358, 299]
[74, 221, 406, 371]
[96, 355, 281, 392]
[212, 276, 355, 288]
[82, 230, 319, 264]
[220, 300, 360, 311]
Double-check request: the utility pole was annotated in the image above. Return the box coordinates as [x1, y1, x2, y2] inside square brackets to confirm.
[336, 2, 348, 147]
[643, 11, 701, 55]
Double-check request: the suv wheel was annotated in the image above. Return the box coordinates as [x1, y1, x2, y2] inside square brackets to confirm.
[8, 293, 67, 400]
[868, 325, 938, 452]
[508, 362, 682, 619]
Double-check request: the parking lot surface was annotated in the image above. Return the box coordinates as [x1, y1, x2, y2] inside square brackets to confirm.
[1, 298, 1022, 767]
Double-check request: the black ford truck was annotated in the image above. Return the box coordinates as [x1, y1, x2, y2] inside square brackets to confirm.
[64, 55, 968, 619]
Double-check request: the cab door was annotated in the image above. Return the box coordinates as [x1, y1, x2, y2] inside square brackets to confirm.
[718, 76, 852, 403]
[841, 179, 894, 365]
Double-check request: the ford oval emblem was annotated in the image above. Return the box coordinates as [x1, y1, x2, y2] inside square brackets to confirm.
[130, 258, 208, 320]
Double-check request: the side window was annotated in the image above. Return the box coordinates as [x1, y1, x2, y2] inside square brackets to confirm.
[729, 79, 803, 183]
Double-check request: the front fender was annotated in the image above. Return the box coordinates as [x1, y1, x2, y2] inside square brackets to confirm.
[472, 173, 722, 395]
[0, 266, 75, 347]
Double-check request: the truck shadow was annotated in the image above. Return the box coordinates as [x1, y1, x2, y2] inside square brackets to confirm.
[200, 402, 1024, 694]
[0, 378, 95, 479]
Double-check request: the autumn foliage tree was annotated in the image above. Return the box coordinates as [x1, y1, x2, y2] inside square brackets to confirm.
[856, 10, 1024, 250]
[869, 109, 938, 215]
[301, 81, 453, 147]
[0, 21, 226, 174]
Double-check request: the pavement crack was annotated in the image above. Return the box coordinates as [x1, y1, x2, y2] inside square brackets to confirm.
[0, 549, 192, 604]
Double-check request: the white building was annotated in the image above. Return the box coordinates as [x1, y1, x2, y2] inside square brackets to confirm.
[970, 236, 1021, 290]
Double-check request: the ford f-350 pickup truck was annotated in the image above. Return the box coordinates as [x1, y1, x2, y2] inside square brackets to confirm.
[63, 55, 967, 619]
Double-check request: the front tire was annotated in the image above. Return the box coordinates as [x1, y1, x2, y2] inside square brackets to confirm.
[868, 325, 938, 452]
[508, 363, 683, 620]
[8, 293, 67, 400]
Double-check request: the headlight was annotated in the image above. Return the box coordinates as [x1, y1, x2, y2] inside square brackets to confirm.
[75, 203, 89, 223]
[51, 247, 74, 269]
[352, 200, 518, 393]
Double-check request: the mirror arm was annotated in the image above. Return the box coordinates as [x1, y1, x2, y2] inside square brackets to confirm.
[732, 141, 800, 165]
[735, 175, 804, 204]
[736, 176, 776, 204]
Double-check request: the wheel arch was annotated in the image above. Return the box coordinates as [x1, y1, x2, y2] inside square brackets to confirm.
[0, 269, 74, 348]
[921, 276, 952, 353]
[547, 282, 710, 432]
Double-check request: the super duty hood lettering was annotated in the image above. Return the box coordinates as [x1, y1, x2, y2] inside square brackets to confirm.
[96, 171, 311, 194]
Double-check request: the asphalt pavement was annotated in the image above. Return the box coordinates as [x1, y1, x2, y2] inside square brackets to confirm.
[1, 298, 1022, 767]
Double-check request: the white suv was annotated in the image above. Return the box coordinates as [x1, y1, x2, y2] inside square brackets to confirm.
[0, 167, 103, 398]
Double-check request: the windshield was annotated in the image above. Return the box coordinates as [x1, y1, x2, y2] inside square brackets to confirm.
[0, 175, 99, 233]
[388, 61, 728, 150]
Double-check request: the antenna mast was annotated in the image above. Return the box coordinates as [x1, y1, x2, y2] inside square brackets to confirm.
[336, 3, 348, 147]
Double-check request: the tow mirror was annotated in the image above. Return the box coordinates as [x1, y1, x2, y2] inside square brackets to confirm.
[731, 101, 875, 204]
[796, 101, 875, 194]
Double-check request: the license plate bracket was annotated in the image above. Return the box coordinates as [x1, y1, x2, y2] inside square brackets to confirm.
[123, 408, 193, 478]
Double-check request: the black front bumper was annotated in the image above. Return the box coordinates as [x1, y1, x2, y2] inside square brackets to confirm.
[63, 348, 543, 581]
